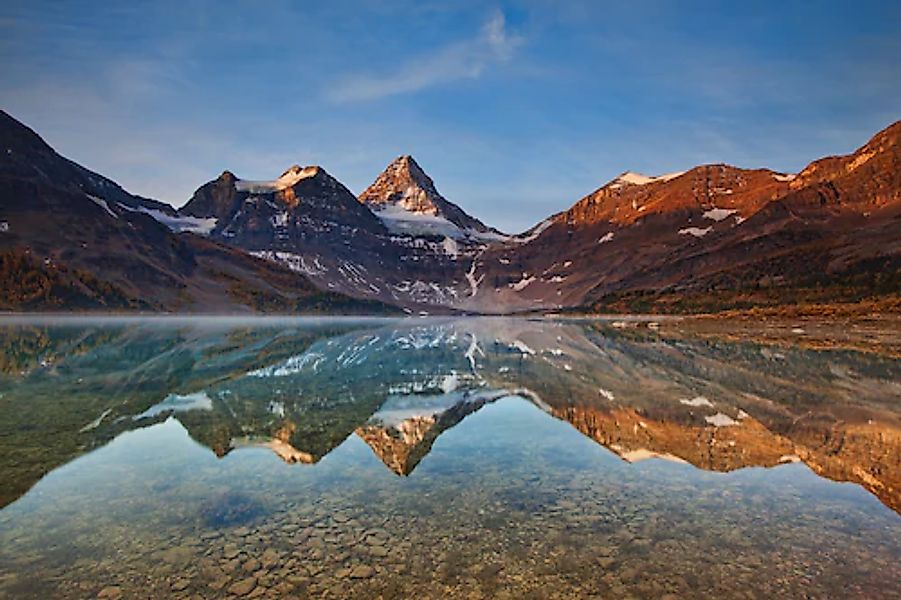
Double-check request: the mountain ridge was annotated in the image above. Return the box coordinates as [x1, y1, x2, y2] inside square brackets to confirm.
[464, 118, 900, 313]
[1, 108, 898, 314]
[0, 110, 396, 314]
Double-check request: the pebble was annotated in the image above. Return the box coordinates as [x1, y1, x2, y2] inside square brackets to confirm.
[260, 549, 280, 568]
[349, 565, 375, 579]
[228, 576, 257, 596]
[171, 578, 190, 591]
[208, 574, 230, 591]
[97, 586, 122, 600]
[243, 558, 260, 572]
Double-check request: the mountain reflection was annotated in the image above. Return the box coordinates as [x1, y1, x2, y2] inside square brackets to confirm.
[0, 317, 898, 514]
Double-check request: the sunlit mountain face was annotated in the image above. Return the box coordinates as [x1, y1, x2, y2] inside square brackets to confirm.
[0, 316, 899, 598]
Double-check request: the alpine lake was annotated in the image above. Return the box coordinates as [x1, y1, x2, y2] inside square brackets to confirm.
[0, 315, 899, 599]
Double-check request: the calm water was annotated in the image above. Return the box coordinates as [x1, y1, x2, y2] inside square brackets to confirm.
[0, 316, 899, 599]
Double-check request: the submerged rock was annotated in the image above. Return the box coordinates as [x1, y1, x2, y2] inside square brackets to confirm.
[349, 565, 375, 579]
[227, 576, 257, 596]
[96, 586, 122, 600]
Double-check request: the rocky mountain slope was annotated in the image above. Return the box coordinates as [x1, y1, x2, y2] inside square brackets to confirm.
[466, 121, 901, 313]
[0, 110, 392, 313]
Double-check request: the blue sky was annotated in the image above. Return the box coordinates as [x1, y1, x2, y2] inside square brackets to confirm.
[1, 1, 899, 232]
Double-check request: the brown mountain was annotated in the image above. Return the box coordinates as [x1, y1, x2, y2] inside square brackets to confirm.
[462, 120, 901, 313]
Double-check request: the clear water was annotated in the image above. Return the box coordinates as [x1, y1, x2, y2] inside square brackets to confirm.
[0, 316, 899, 599]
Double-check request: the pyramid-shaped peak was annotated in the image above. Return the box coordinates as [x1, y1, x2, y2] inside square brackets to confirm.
[361, 155, 443, 210]
[359, 155, 501, 237]
[383, 155, 435, 188]
[391, 154, 418, 167]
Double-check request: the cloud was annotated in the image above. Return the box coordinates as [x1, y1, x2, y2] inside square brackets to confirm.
[326, 10, 522, 103]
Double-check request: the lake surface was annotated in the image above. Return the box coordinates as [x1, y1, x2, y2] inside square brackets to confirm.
[0, 316, 899, 599]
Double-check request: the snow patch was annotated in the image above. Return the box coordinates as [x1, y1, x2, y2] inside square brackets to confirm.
[465, 254, 484, 297]
[135, 391, 213, 419]
[678, 226, 713, 238]
[772, 173, 796, 182]
[611, 170, 685, 188]
[86, 194, 118, 219]
[126, 205, 218, 235]
[235, 166, 318, 193]
[441, 236, 459, 258]
[251, 251, 328, 276]
[515, 218, 554, 244]
[702, 208, 738, 222]
[392, 280, 459, 304]
[439, 372, 459, 393]
[509, 273, 535, 291]
[598, 232, 614, 244]
[705, 412, 739, 427]
[680, 396, 714, 408]
[464, 334, 483, 371]
[80, 408, 113, 432]
[374, 204, 465, 238]
[471, 229, 513, 243]
[510, 340, 536, 355]
[620, 449, 688, 464]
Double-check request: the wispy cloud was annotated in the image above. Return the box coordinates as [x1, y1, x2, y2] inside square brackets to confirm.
[327, 10, 522, 103]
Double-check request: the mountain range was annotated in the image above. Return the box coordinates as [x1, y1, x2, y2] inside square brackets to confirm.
[1, 109, 898, 314]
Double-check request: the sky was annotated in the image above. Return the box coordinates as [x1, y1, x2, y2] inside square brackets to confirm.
[1, 1, 899, 233]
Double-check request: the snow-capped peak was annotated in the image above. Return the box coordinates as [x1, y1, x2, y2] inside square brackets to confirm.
[361, 155, 442, 215]
[360, 154, 506, 242]
[772, 172, 796, 182]
[234, 165, 319, 193]
[609, 170, 685, 189]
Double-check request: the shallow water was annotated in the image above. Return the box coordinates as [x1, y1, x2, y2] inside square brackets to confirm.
[0, 316, 899, 599]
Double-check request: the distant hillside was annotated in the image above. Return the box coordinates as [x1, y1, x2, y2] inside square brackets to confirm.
[0, 110, 397, 314]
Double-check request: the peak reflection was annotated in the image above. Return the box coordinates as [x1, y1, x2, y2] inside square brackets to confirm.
[0, 316, 898, 514]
